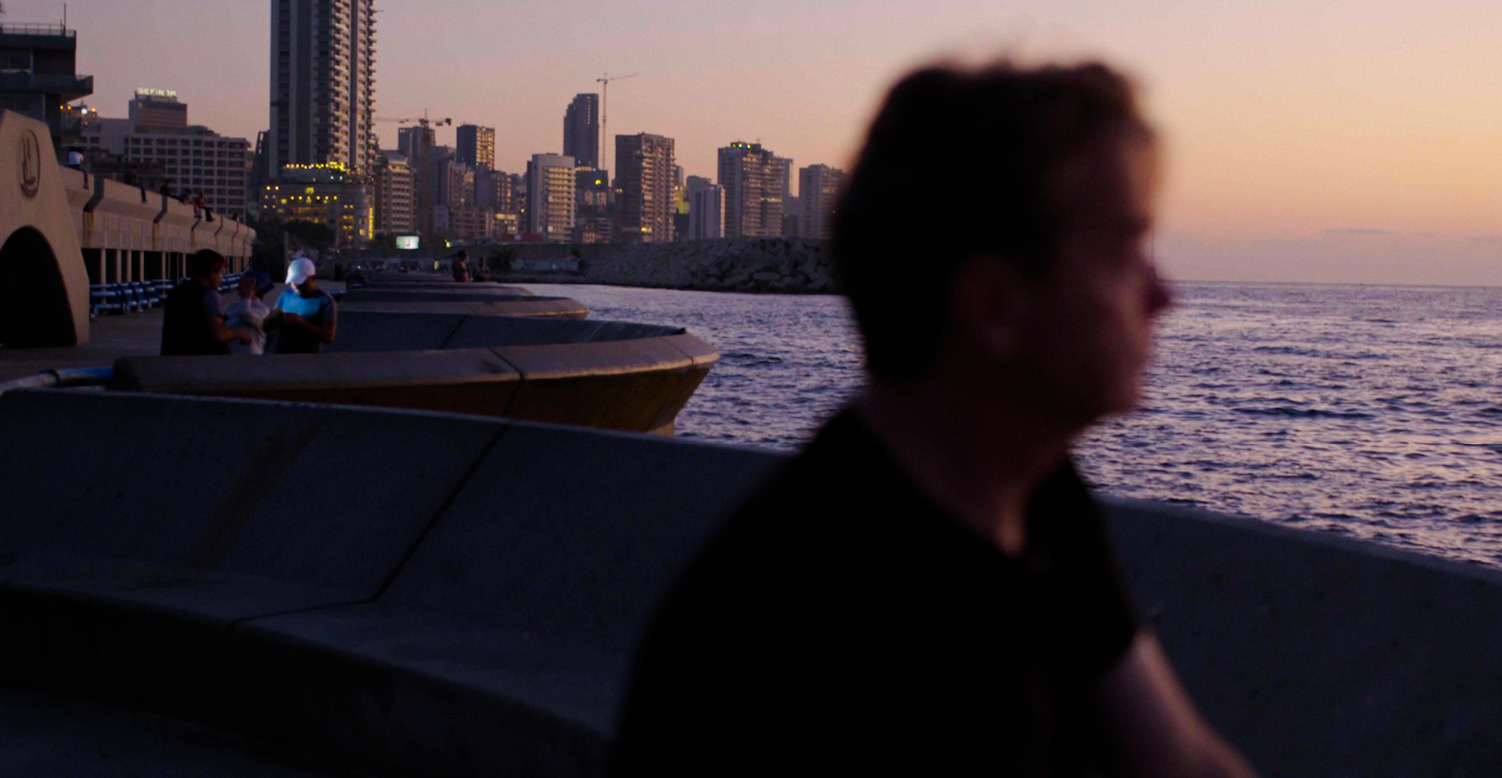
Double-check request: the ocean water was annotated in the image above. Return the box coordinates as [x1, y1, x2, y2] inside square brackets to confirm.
[527, 282, 1502, 567]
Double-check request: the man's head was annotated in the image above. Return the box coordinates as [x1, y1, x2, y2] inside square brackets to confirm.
[835, 60, 1170, 424]
[239, 270, 273, 300]
[188, 250, 227, 288]
[286, 257, 318, 291]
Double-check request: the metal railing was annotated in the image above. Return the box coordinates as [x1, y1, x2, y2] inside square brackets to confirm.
[0, 23, 74, 37]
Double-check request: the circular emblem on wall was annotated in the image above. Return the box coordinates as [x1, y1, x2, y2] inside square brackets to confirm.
[18, 130, 42, 199]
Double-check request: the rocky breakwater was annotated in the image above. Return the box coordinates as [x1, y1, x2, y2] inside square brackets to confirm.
[508, 238, 836, 294]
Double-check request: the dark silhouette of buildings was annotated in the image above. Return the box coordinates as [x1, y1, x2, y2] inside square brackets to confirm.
[564, 93, 600, 170]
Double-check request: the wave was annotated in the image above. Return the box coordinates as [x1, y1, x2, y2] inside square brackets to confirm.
[1234, 407, 1375, 420]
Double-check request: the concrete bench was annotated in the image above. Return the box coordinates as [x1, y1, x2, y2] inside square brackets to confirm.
[5, 388, 1502, 775]
[0, 390, 779, 775]
[0, 390, 506, 729]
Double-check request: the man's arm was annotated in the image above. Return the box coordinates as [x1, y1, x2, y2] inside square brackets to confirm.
[208, 315, 252, 345]
[1099, 632, 1258, 778]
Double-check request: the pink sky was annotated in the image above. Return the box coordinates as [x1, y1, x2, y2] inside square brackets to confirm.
[9, 0, 1501, 285]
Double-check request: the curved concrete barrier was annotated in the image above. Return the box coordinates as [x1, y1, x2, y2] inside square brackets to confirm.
[110, 311, 717, 434]
[0, 389, 781, 776]
[339, 297, 590, 318]
[340, 288, 588, 318]
[340, 275, 586, 318]
[359, 277, 533, 296]
[4, 389, 1502, 775]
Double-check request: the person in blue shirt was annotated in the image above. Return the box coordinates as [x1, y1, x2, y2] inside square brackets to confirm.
[270, 257, 337, 354]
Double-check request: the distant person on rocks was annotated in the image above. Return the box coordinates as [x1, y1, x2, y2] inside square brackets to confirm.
[64, 147, 84, 169]
[613, 61, 1259, 777]
[160, 250, 252, 356]
[269, 257, 337, 354]
[225, 270, 273, 355]
[452, 250, 471, 282]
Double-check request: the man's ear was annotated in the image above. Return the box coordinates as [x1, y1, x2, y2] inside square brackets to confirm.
[949, 255, 1027, 361]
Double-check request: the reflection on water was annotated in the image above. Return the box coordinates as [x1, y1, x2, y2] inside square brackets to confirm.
[528, 282, 1502, 567]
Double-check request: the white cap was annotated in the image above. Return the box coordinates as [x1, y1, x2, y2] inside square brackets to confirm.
[286, 257, 317, 287]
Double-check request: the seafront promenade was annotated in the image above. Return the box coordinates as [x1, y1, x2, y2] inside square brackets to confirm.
[7, 100, 1502, 776]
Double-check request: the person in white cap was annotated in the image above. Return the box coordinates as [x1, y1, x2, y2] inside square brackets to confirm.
[269, 256, 337, 354]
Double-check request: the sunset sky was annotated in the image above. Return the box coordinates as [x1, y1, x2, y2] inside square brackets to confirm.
[8, 0, 1501, 285]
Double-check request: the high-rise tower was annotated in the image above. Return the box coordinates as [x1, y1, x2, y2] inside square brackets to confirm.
[798, 164, 845, 240]
[526, 154, 577, 242]
[563, 93, 600, 170]
[456, 124, 494, 170]
[718, 142, 784, 238]
[269, 0, 378, 177]
[616, 133, 675, 243]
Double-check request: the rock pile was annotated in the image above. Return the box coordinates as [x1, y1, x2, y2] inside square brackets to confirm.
[505, 238, 837, 294]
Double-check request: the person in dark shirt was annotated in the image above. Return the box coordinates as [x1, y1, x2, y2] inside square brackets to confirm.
[452, 250, 472, 282]
[269, 256, 337, 354]
[160, 250, 251, 356]
[613, 61, 1258, 777]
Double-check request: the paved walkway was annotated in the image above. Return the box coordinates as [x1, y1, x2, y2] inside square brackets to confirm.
[0, 283, 344, 383]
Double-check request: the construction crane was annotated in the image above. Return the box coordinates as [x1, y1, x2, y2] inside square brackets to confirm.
[371, 113, 451, 243]
[596, 73, 637, 174]
[374, 113, 453, 131]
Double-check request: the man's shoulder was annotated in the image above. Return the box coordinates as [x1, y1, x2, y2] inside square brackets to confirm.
[675, 409, 952, 603]
[720, 410, 888, 529]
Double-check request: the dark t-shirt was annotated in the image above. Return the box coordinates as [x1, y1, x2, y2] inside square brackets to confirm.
[160, 280, 228, 356]
[273, 288, 337, 354]
[612, 408, 1139, 776]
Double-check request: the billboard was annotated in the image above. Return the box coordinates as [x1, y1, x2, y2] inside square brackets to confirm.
[395, 235, 420, 250]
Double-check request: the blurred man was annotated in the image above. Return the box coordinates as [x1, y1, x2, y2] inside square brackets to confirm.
[160, 250, 251, 355]
[613, 61, 1257, 777]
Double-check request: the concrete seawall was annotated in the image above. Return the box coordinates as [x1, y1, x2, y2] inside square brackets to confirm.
[3, 389, 1501, 774]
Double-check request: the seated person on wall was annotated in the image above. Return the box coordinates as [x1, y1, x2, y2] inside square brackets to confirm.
[612, 61, 1259, 777]
[160, 250, 252, 356]
[268, 257, 338, 354]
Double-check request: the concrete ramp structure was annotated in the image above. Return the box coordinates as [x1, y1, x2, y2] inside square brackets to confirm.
[3, 389, 1502, 775]
[0, 110, 90, 347]
[0, 109, 256, 348]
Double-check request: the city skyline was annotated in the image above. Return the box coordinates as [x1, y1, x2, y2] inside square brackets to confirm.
[11, 0, 1502, 284]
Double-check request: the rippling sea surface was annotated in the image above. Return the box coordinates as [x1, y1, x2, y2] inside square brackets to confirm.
[528, 282, 1502, 567]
